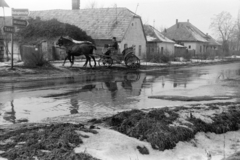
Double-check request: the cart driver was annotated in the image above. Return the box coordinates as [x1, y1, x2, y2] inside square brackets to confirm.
[109, 37, 118, 54]
[109, 37, 122, 63]
[102, 44, 111, 56]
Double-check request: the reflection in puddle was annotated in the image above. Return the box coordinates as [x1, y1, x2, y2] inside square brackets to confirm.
[0, 63, 240, 124]
[3, 100, 16, 124]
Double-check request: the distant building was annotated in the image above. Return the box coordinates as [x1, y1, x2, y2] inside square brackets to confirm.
[163, 19, 220, 55]
[30, 7, 147, 59]
[144, 24, 175, 56]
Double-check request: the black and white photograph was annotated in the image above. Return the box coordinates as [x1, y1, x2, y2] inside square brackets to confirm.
[0, 0, 240, 159]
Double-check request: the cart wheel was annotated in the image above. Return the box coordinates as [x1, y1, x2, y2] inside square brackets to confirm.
[98, 57, 113, 67]
[125, 55, 140, 69]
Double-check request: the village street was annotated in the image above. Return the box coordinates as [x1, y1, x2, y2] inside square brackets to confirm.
[0, 61, 239, 125]
[0, 61, 240, 160]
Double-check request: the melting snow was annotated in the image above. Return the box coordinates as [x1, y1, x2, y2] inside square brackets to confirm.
[74, 127, 240, 160]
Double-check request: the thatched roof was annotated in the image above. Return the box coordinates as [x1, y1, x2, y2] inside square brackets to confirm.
[30, 8, 139, 41]
[144, 25, 174, 43]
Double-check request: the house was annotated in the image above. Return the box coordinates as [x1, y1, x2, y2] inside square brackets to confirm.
[0, 17, 21, 61]
[163, 19, 219, 55]
[144, 25, 175, 56]
[29, 7, 147, 59]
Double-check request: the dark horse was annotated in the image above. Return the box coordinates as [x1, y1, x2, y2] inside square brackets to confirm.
[56, 36, 97, 67]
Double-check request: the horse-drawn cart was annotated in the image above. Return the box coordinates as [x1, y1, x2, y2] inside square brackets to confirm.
[56, 36, 141, 69]
[98, 47, 141, 69]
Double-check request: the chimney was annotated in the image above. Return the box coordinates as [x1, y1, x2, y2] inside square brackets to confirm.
[164, 28, 167, 33]
[72, 0, 80, 10]
[176, 19, 179, 28]
[187, 19, 189, 23]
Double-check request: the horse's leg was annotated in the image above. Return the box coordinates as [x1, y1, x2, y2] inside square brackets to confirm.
[84, 56, 92, 68]
[91, 55, 96, 67]
[88, 56, 92, 68]
[83, 56, 88, 67]
[70, 56, 75, 67]
[62, 55, 69, 66]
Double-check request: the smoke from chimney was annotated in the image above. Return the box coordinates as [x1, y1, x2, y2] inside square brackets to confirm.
[72, 0, 80, 10]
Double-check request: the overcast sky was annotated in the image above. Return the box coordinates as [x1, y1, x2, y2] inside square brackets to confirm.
[3, 0, 240, 38]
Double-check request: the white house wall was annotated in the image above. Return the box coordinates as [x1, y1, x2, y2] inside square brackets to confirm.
[6, 41, 20, 60]
[120, 18, 146, 59]
[157, 43, 175, 55]
[182, 42, 208, 55]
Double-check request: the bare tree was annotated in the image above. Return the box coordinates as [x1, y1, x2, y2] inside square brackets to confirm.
[236, 12, 240, 51]
[210, 11, 236, 53]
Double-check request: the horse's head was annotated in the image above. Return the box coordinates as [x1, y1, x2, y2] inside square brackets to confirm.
[56, 36, 65, 46]
[56, 36, 72, 47]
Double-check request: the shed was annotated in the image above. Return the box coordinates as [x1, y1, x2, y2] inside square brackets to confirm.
[144, 24, 175, 57]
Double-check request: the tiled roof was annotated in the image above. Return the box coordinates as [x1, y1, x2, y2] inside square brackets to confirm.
[144, 25, 174, 43]
[163, 22, 208, 43]
[30, 8, 137, 41]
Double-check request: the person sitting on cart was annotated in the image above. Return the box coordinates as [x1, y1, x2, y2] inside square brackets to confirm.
[109, 37, 122, 63]
[102, 44, 111, 56]
[109, 37, 118, 54]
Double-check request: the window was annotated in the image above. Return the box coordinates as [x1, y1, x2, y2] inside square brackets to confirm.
[161, 47, 164, 54]
[139, 45, 141, 56]
[189, 45, 191, 49]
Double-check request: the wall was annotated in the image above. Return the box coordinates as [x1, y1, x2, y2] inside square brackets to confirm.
[146, 42, 174, 55]
[157, 43, 175, 55]
[181, 42, 208, 55]
[120, 17, 146, 59]
[5, 41, 21, 60]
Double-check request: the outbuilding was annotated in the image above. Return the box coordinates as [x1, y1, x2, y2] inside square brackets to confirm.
[144, 24, 175, 56]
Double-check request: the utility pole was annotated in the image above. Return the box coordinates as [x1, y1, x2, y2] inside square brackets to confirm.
[11, 17, 13, 69]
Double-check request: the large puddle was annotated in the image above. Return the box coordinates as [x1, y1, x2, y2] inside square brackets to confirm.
[0, 62, 240, 124]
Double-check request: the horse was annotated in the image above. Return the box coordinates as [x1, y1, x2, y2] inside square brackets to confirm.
[56, 36, 97, 68]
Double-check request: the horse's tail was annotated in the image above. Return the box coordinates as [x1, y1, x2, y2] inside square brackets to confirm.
[89, 45, 97, 55]
[92, 45, 96, 50]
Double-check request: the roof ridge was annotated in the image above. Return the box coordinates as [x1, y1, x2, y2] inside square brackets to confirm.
[80, 7, 128, 10]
